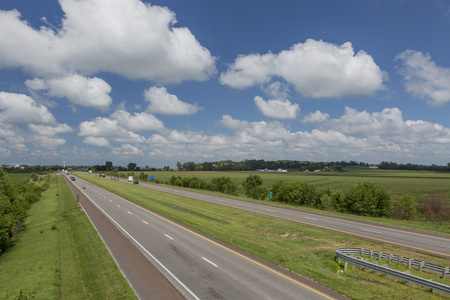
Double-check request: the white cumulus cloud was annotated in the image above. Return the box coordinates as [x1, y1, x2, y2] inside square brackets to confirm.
[220, 39, 386, 99]
[0, 92, 72, 152]
[396, 50, 450, 106]
[0, 0, 216, 82]
[145, 86, 202, 115]
[111, 144, 143, 156]
[110, 109, 164, 131]
[83, 136, 111, 147]
[302, 110, 330, 123]
[327, 107, 406, 137]
[254, 96, 300, 120]
[29, 124, 73, 136]
[0, 92, 56, 125]
[78, 117, 146, 144]
[26, 74, 112, 110]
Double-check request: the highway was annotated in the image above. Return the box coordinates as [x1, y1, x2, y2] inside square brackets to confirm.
[128, 178, 450, 258]
[68, 174, 340, 300]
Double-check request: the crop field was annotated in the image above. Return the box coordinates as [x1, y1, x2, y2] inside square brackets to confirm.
[5, 172, 31, 180]
[121, 167, 450, 202]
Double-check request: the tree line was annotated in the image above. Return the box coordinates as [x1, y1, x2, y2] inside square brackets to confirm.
[176, 159, 370, 172]
[168, 175, 238, 195]
[7, 159, 450, 173]
[167, 174, 449, 221]
[0, 169, 48, 254]
[378, 161, 450, 172]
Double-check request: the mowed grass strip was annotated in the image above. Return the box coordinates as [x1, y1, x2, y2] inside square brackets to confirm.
[101, 171, 450, 235]
[56, 175, 137, 299]
[0, 177, 60, 299]
[0, 175, 136, 299]
[79, 173, 450, 300]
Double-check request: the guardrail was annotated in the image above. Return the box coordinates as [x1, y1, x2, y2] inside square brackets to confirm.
[336, 248, 450, 295]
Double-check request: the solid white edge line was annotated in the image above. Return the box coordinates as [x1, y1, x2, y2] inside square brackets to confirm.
[81, 188, 200, 300]
[202, 257, 218, 267]
[361, 228, 381, 234]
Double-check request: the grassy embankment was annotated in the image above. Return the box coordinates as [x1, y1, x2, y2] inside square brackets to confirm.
[137, 168, 450, 201]
[111, 169, 450, 235]
[78, 172, 450, 300]
[0, 174, 136, 299]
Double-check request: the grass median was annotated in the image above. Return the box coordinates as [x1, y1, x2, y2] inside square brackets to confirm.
[0, 174, 136, 299]
[79, 173, 450, 300]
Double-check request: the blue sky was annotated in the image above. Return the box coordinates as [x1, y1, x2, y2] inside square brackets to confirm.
[1, 0, 450, 168]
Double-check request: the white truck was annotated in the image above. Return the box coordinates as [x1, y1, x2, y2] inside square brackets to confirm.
[127, 176, 133, 182]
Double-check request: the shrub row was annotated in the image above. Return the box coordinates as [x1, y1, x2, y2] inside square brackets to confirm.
[166, 174, 449, 221]
[0, 169, 44, 254]
[167, 175, 238, 195]
[272, 180, 391, 217]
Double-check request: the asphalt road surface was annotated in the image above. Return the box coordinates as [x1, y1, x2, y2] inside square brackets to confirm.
[68, 174, 343, 300]
[123, 179, 450, 258]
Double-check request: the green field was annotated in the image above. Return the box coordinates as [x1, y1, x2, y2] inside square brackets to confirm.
[100, 168, 450, 234]
[77, 172, 450, 300]
[116, 168, 450, 202]
[0, 174, 136, 299]
[5, 172, 31, 181]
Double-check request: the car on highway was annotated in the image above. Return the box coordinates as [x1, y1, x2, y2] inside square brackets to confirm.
[70, 176, 75, 181]
[133, 180, 139, 184]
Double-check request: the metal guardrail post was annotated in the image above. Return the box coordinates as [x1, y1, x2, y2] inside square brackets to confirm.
[388, 254, 393, 264]
[336, 248, 450, 295]
[419, 261, 424, 272]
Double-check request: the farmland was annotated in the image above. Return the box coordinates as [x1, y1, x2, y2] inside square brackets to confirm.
[120, 167, 450, 202]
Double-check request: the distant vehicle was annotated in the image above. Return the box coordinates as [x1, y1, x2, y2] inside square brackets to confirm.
[70, 176, 75, 181]
[88, 170, 92, 174]
[83, 185, 86, 189]
[133, 180, 139, 184]
[127, 176, 133, 182]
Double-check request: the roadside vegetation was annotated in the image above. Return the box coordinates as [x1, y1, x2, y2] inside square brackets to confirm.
[95, 168, 450, 230]
[76, 172, 450, 300]
[0, 172, 136, 299]
[0, 169, 46, 255]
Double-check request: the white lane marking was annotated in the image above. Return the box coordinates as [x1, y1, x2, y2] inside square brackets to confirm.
[265, 208, 275, 212]
[84, 195, 200, 300]
[109, 200, 112, 202]
[142, 220, 148, 225]
[304, 217, 317, 221]
[361, 228, 381, 234]
[202, 257, 218, 267]
[117, 205, 121, 208]
[165, 234, 174, 240]
[127, 211, 132, 215]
